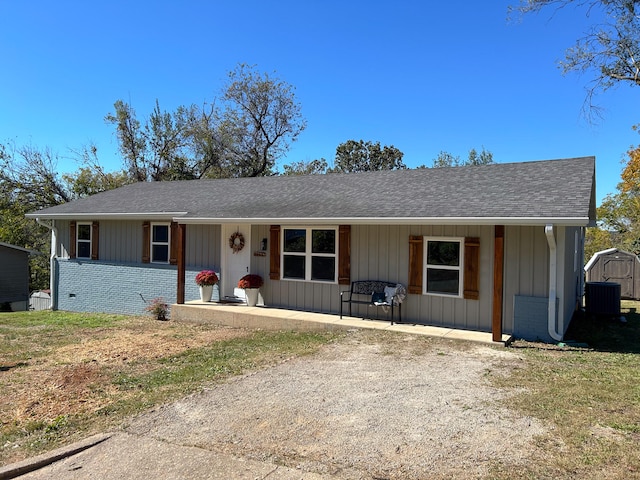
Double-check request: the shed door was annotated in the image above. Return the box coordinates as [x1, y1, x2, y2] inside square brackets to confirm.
[603, 257, 633, 299]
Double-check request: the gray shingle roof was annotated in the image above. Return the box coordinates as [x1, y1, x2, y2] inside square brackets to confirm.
[27, 157, 596, 226]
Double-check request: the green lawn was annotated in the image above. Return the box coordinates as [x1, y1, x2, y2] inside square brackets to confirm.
[490, 300, 640, 479]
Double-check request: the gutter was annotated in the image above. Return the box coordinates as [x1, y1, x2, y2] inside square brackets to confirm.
[25, 212, 187, 221]
[35, 218, 58, 311]
[24, 213, 594, 228]
[175, 216, 594, 227]
[545, 224, 562, 341]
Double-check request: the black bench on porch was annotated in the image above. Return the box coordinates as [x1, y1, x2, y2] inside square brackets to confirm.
[340, 280, 405, 324]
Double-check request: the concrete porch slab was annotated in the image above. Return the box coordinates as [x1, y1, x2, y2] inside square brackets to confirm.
[171, 302, 511, 345]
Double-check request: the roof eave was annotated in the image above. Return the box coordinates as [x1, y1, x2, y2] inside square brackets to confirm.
[25, 213, 594, 227]
[0, 242, 40, 255]
[175, 216, 595, 227]
[26, 212, 188, 221]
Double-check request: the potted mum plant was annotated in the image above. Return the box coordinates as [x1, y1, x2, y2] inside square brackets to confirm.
[237, 274, 263, 307]
[195, 269, 219, 302]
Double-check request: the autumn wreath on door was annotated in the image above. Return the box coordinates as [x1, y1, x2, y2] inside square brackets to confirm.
[229, 231, 245, 254]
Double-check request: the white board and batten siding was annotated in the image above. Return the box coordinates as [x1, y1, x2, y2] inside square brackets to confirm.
[400, 224, 494, 332]
[503, 226, 550, 334]
[505, 225, 581, 337]
[57, 220, 221, 269]
[260, 223, 579, 335]
[260, 224, 496, 331]
[185, 224, 221, 269]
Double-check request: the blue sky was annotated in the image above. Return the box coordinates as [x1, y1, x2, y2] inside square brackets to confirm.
[1, 0, 637, 205]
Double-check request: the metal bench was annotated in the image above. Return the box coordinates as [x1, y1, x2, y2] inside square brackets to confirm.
[340, 280, 403, 324]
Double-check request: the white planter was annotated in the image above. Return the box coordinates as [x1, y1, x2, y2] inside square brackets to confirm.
[245, 288, 259, 307]
[199, 284, 213, 302]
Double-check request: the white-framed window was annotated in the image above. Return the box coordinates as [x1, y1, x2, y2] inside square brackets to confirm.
[423, 237, 464, 297]
[151, 223, 170, 263]
[76, 222, 92, 259]
[282, 227, 337, 283]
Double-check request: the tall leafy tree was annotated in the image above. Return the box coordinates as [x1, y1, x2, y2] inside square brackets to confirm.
[330, 140, 406, 173]
[514, 0, 640, 114]
[146, 100, 189, 180]
[467, 147, 494, 166]
[105, 64, 306, 180]
[585, 190, 640, 258]
[515, 1, 640, 257]
[0, 142, 128, 290]
[428, 147, 494, 168]
[620, 140, 640, 195]
[63, 143, 131, 197]
[0, 144, 71, 290]
[585, 143, 640, 258]
[105, 100, 148, 181]
[282, 158, 329, 176]
[105, 99, 190, 181]
[430, 151, 461, 168]
[63, 166, 131, 198]
[584, 218, 616, 260]
[220, 64, 307, 177]
[178, 102, 229, 179]
[0, 144, 71, 211]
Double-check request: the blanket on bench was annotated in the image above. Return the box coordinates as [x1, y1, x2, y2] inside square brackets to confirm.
[340, 280, 406, 324]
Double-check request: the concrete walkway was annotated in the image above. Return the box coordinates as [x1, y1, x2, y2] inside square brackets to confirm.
[0, 432, 330, 479]
[171, 301, 512, 345]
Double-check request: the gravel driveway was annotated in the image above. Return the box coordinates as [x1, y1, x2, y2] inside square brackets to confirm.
[126, 330, 544, 479]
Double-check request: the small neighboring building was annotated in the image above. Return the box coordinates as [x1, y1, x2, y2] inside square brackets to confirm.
[30, 290, 52, 311]
[585, 248, 640, 300]
[0, 242, 37, 311]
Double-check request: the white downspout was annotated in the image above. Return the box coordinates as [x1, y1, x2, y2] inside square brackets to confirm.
[579, 227, 586, 300]
[35, 218, 58, 310]
[545, 224, 562, 341]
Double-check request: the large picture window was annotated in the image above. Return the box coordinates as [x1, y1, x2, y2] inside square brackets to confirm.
[76, 222, 92, 259]
[424, 237, 463, 297]
[151, 223, 170, 263]
[282, 227, 337, 282]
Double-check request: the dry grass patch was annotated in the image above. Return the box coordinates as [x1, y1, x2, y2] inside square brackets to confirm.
[2, 319, 249, 424]
[0, 311, 338, 466]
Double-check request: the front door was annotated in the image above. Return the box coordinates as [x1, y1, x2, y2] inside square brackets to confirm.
[221, 224, 251, 300]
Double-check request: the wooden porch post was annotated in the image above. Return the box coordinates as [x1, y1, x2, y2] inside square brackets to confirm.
[176, 223, 186, 304]
[492, 225, 505, 342]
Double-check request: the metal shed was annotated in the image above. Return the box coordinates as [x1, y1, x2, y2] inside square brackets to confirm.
[585, 248, 640, 300]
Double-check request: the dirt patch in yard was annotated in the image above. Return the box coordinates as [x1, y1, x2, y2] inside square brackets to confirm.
[1, 320, 251, 425]
[127, 330, 546, 480]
